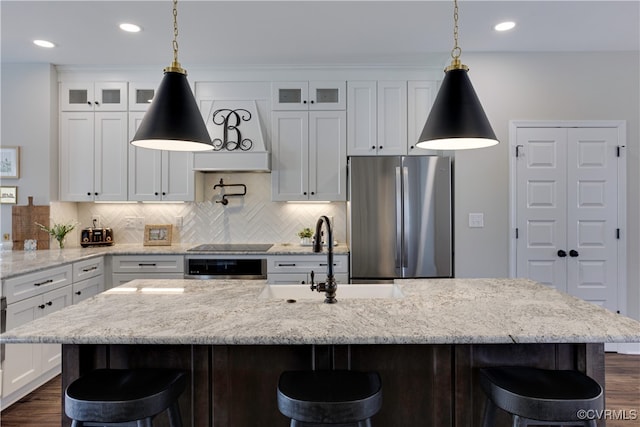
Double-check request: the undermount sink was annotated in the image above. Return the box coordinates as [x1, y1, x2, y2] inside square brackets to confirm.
[258, 284, 404, 300]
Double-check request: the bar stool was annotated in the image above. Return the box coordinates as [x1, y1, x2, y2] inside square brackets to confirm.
[65, 368, 187, 427]
[277, 370, 382, 427]
[479, 366, 603, 427]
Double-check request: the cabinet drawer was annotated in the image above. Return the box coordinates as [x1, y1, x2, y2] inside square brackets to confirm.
[3, 265, 73, 304]
[111, 255, 184, 274]
[72, 275, 104, 304]
[267, 255, 348, 274]
[73, 257, 104, 282]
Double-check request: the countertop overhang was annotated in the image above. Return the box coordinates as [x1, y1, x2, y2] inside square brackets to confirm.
[2, 278, 638, 346]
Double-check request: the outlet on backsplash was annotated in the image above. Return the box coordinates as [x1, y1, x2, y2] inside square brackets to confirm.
[91, 215, 101, 228]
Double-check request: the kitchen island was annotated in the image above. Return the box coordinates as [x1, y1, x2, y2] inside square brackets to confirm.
[2, 278, 639, 426]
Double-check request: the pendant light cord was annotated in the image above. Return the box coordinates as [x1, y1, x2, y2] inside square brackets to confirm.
[446, 0, 468, 71]
[164, 0, 186, 74]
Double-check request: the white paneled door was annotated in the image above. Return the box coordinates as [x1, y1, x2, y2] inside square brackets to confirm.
[514, 123, 625, 313]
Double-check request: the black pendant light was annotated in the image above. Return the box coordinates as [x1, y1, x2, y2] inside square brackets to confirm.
[416, 0, 498, 150]
[131, 0, 212, 152]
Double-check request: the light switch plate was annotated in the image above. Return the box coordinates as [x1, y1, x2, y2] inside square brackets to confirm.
[469, 213, 484, 228]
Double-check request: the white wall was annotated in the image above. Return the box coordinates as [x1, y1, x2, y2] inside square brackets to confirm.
[0, 63, 58, 248]
[452, 52, 640, 319]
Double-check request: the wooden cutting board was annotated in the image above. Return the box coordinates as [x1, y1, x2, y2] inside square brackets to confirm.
[12, 196, 50, 250]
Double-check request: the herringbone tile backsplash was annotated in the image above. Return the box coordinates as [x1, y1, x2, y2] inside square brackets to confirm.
[57, 173, 346, 247]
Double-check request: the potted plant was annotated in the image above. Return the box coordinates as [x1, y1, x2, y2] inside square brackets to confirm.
[297, 227, 313, 245]
[35, 221, 77, 249]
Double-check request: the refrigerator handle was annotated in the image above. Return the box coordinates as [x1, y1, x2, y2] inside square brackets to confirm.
[395, 166, 403, 270]
[402, 166, 409, 269]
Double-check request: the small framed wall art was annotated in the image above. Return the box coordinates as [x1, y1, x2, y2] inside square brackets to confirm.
[0, 186, 17, 204]
[143, 224, 173, 246]
[0, 146, 20, 178]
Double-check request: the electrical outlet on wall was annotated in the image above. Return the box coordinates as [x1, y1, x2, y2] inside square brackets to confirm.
[125, 216, 136, 229]
[135, 217, 144, 229]
[91, 215, 101, 228]
[3, 233, 10, 241]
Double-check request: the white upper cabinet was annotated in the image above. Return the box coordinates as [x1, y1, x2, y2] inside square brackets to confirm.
[272, 81, 345, 111]
[128, 82, 158, 111]
[271, 110, 346, 201]
[60, 82, 127, 111]
[128, 111, 195, 201]
[407, 80, 438, 156]
[59, 111, 128, 201]
[347, 81, 407, 156]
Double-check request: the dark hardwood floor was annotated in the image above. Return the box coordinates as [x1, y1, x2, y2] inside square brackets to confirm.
[1, 353, 638, 426]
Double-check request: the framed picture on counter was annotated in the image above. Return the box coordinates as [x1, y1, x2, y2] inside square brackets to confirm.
[143, 224, 173, 246]
[0, 146, 20, 178]
[0, 186, 17, 204]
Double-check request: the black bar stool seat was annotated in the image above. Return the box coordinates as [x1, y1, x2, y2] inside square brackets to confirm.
[65, 368, 187, 427]
[480, 366, 603, 427]
[277, 370, 382, 427]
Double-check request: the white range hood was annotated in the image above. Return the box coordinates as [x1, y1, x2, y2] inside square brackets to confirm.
[193, 100, 270, 172]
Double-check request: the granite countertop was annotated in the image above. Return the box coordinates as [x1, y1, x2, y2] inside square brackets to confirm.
[2, 278, 638, 346]
[0, 243, 349, 279]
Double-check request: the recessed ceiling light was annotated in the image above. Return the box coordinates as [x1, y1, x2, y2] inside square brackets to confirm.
[120, 23, 142, 33]
[33, 39, 55, 48]
[494, 21, 516, 32]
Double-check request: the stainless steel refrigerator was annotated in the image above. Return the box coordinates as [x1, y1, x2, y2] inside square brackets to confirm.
[348, 156, 453, 282]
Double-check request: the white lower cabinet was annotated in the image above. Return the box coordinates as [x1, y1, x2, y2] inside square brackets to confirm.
[266, 254, 349, 284]
[1, 283, 72, 407]
[111, 255, 185, 285]
[1, 257, 105, 409]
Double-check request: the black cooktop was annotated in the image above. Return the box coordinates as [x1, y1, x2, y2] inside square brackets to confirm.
[187, 243, 273, 252]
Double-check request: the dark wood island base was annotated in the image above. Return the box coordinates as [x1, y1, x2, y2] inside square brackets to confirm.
[62, 342, 604, 427]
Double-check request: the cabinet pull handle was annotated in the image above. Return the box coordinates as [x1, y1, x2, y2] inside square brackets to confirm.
[38, 304, 46, 309]
[279, 263, 296, 267]
[138, 263, 157, 267]
[319, 263, 337, 267]
[34, 279, 53, 287]
[82, 266, 98, 272]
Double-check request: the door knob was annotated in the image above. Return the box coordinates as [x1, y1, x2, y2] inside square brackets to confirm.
[569, 249, 579, 257]
[557, 250, 567, 257]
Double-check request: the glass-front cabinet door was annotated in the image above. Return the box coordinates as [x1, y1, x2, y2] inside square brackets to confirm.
[60, 82, 127, 111]
[128, 82, 157, 111]
[271, 81, 345, 111]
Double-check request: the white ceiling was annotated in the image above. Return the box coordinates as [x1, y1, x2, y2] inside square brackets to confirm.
[2, 1, 639, 68]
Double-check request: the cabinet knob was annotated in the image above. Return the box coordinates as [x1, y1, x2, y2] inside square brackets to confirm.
[303, 192, 307, 195]
[162, 192, 166, 196]
[410, 145, 414, 150]
[379, 146, 383, 149]
[87, 192, 92, 196]
[38, 304, 46, 309]
[303, 100, 307, 104]
[569, 249, 579, 257]
[95, 101, 100, 106]
[310, 100, 315, 104]
[371, 146, 376, 150]
[557, 250, 567, 257]
[75, 291, 82, 295]
[301, 281, 306, 284]
[46, 301, 53, 306]
[87, 101, 92, 106]
[310, 191, 315, 195]
[94, 192, 98, 196]
[154, 192, 159, 196]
